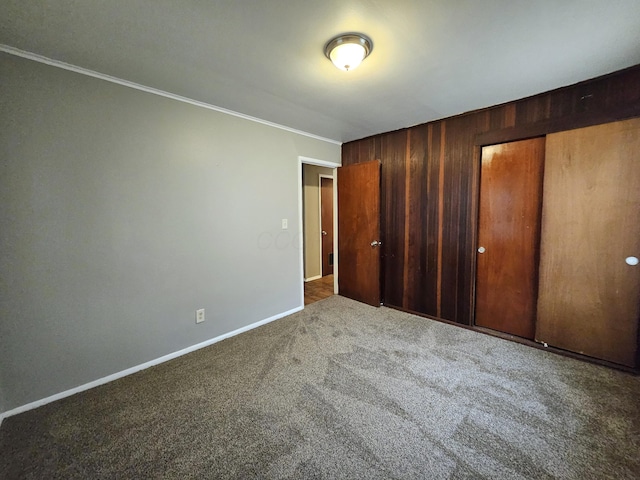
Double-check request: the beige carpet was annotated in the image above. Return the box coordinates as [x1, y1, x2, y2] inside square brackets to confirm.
[1, 295, 639, 479]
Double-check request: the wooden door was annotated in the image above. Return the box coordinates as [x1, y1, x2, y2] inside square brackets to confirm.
[337, 160, 382, 306]
[475, 137, 546, 339]
[536, 118, 640, 367]
[320, 177, 334, 276]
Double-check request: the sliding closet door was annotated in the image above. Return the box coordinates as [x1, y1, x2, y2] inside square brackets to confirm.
[475, 138, 545, 339]
[536, 118, 640, 367]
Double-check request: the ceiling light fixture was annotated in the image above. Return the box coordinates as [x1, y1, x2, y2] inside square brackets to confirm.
[324, 33, 373, 72]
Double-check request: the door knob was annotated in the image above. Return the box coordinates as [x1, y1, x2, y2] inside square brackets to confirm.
[626, 256, 639, 266]
[322, 230, 327, 236]
[371, 240, 380, 247]
[477, 246, 486, 254]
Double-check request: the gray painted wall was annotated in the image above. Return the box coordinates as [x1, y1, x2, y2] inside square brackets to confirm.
[302, 164, 334, 280]
[0, 53, 340, 413]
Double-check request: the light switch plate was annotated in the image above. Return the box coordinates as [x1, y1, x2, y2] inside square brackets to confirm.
[282, 219, 288, 229]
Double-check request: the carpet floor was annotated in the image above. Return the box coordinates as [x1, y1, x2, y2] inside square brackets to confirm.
[1, 295, 639, 479]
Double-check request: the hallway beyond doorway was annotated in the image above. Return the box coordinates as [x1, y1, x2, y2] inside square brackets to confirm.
[304, 275, 334, 305]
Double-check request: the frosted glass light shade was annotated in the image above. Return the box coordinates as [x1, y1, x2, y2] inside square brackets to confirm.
[324, 34, 372, 72]
[330, 43, 366, 71]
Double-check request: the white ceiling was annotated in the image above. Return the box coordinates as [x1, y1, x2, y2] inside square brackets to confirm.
[1, 1, 639, 143]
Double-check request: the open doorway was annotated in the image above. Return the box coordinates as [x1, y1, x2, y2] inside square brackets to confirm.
[298, 156, 339, 306]
[319, 175, 334, 277]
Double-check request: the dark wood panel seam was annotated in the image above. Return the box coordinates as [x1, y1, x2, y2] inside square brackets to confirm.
[468, 144, 482, 327]
[403, 130, 411, 308]
[436, 123, 446, 317]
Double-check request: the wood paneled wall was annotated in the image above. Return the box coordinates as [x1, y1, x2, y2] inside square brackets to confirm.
[342, 65, 640, 325]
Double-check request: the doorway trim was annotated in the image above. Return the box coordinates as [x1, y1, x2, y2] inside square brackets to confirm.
[298, 156, 340, 307]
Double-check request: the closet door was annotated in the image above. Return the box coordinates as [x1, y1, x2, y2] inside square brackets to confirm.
[475, 138, 545, 339]
[536, 118, 640, 367]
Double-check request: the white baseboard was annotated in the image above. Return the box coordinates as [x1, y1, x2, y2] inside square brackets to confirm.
[304, 275, 322, 282]
[0, 305, 303, 424]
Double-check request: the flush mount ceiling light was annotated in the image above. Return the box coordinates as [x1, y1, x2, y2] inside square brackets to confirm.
[324, 33, 373, 72]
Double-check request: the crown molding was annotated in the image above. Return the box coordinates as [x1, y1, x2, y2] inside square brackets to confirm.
[0, 44, 342, 146]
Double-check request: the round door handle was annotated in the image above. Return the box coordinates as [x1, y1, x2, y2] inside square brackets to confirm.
[626, 256, 639, 266]
[371, 241, 380, 247]
[478, 246, 486, 254]
[322, 230, 327, 236]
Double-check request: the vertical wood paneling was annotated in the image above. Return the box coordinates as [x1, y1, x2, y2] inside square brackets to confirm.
[405, 124, 429, 312]
[425, 123, 442, 316]
[548, 88, 575, 120]
[341, 64, 640, 326]
[437, 113, 489, 323]
[515, 94, 551, 125]
[458, 113, 490, 324]
[402, 129, 412, 307]
[439, 117, 461, 320]
[435, 122, 446, 317]
[488, 105, 513, 131]
[380, 130, 407, 307]
[607, 68, 640, 106]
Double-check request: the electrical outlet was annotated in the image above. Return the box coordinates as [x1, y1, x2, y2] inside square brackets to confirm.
[196, 308, 205, 324]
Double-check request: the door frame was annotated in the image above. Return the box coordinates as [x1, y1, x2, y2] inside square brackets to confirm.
[318, 174, 334, 276]
[298, 156, 340, 307]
